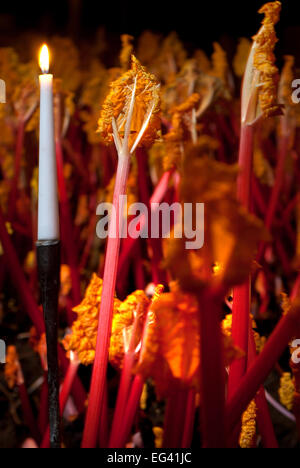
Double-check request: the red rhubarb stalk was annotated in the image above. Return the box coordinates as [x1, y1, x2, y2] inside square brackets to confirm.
[229, 0, 283, 396]
[198, 288, 226, 448]
[237, 125, 255, 208]
[117, 374, 144, 448]
[248, 325, 278, 448]
[252, 175, 267, 216]
[163, 386, 189, 448]
[82, 152, 131, 448]
[79, 208, 97, 272]
[228, 124, 254, 399]
[136, 148, 167, 285]
[117, 168, 175, 280]
[99, 383, 109, 448]
[109, 310, 143, 448]
[282, 193, 299, 223]
[18, 382, 41, 444]
[0, 206, 45, 334]
[56, 140, 81, 306]
[8, 120, 25, 220]
[112, 285, 165, 448]
[226, 304, 300, 435]
[108, 355, 135, 447]
[291, 274, 300, 301]
[58, 346, 86, 414]
[255, 387, 279, 448]
[181, 389, 196, 448]
[82, 62, 160, 447]
[82, 76, 140, 447]
[265, 135, 290, 229]
[257, 135, 290, 263]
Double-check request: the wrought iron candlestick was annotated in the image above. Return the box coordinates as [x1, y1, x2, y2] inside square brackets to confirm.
[37, 239, 61, 449]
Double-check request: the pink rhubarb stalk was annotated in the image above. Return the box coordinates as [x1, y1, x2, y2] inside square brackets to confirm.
[56, 139, 81, 307]
[109, 309, 143, 448]
[257, 134, 291, 263]
[82, 74, 158, 447]
[8, 120, 25, 221]
[82, 152, 131, 448]
[117, 374, 144, 448]
[229, 26, 261, 398]
[248, 325, 278, 448]
[163, 386, 190, 448]
[181, 389, 196, 448]
[113, 286, 164, 448]
[198, 288, 226, 448]
[0, 206, 45, 334]
[228, 38, 256, 397]
[18, 382, 41, 444]
[229, 0, 283, 398]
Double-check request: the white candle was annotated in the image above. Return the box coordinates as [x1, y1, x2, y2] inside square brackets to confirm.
[38, 45, 60, 241]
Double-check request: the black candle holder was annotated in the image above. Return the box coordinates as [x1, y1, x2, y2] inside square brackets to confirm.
[36, 239, 61, 449]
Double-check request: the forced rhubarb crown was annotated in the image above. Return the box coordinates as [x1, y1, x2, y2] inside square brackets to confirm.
[97, 55, 161, 152]
[241, 1, 283, 125]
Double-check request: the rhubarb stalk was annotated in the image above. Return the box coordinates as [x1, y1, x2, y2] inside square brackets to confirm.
[248, 325, 278, 448]
[229, 1, 283, 398]
[82, 58, 161, 447]
[117, 168, 175, 281]
[109, 308, 143, 448]
[181, 389, 196, 448]
[82, 151, 131, 448]
[198, 288, 226, 448]
[226, 301, 300, 435]
[258, 55, 297, 262]
[8, 120, 25, 221]
[56, 139, 81, 306]
[18, 382, 41, 444]
[163, 386, 189, 448]
[113, 285, 164, 448]
[117, 374, 144, 448]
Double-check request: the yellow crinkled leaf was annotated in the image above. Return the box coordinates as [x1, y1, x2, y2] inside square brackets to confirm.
[98, 56, 161, 149]
[63, 274, 149, 368]
[136, 285, 243, 398]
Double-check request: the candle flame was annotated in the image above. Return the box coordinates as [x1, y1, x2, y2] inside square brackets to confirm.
[39, 44, 50, 74]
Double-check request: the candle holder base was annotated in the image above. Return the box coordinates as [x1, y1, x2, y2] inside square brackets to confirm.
[36, 239, 61, 449]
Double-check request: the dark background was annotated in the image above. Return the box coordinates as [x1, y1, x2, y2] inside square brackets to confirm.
[0, 1, 299, 61]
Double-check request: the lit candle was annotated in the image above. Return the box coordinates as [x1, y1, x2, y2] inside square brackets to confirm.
[38, 45, 59, 241]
